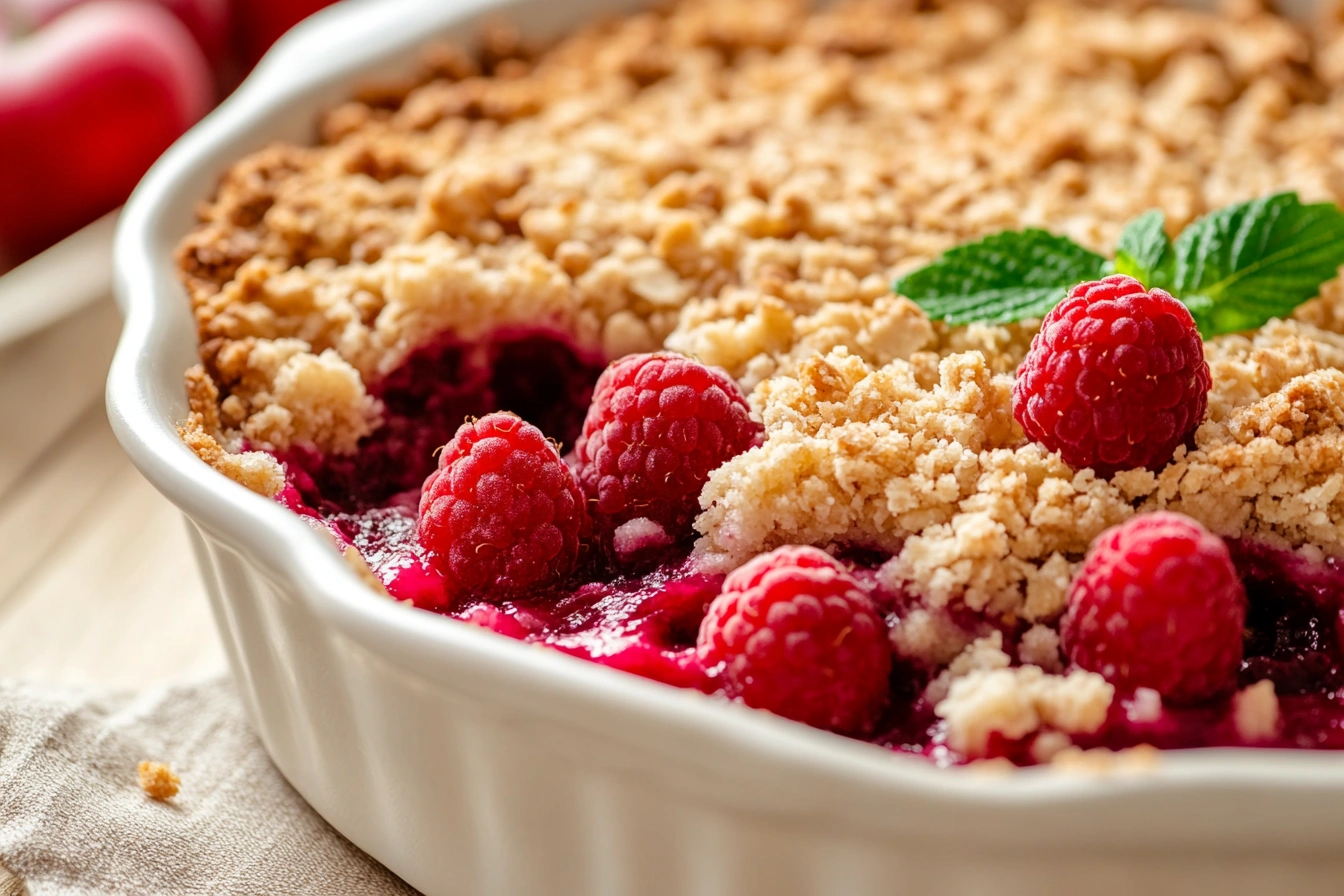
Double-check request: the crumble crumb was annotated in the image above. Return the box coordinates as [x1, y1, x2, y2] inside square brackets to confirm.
[206, 339, 378, 454]
[1017, 624, 1064, 674]
[1234, 680, 1282, 742]
[611, 517, 675, 558]
[1021, 554, 1077, 623]
[924, 631, 1011, 705]
[935, 666, 1114, 758]
[137, 761, 180, 801]
[1030, 730, 1074, 764]
[180, 366, 285, 497]
[888, 606, 976, 669]
[1125, 688, 1165, 725]
[1050, 744, 1161, 775]
[179, 422, 286, 498]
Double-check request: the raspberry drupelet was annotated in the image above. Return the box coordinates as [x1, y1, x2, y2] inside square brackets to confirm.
[697, 545, 892, 736]
[418, 412, 586, 598]
[1012, 274, 1212, 479]
[1062, 512, 1247, 703]
[574, 352, 763, 564]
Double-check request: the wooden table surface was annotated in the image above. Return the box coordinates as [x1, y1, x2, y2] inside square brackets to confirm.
[0, 294, 226, 689]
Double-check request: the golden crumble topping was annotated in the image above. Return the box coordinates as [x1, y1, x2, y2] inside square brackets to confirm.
[697, 347, 1140, 620]
[699, 317, 1344, 620]
[180, 0, 1344, 454]
[178, 0, 1344, 755]
[180, 366, 286, 497]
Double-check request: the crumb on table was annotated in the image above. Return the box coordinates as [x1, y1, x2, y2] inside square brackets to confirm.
[137, 761, 181, 801]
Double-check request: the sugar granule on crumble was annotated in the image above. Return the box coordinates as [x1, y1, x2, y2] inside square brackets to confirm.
[137, 761, 180, 801]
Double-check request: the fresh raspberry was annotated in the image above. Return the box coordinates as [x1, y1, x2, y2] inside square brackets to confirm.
[1012, 274, 1211, 479]
[418, 412, 585, 598]
[697, 546, 892, 735]
[574, 352, 763, 558]
[1062, 512, 1246, 703]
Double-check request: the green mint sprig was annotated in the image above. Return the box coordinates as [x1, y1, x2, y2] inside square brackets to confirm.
[893, 193, 1344, 337]
[892, 230, 1108, 327]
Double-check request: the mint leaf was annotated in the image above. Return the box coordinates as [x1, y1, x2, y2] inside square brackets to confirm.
[1168, 193, 1344, 336]
[891, 193, 1344, 333]
[1114, 209, 1173, 288]
[894, 230, 1109, 326]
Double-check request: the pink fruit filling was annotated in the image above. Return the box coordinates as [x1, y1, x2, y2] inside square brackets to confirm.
[276, 331, 604, 512]
[270, 330, 1344, 766]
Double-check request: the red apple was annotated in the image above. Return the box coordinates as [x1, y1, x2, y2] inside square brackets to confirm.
[0, 1, 212, 266]
[6, 0, 231, 70]
[231, 0, 340, 69]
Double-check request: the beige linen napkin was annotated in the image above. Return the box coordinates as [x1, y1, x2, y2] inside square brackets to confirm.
[0, 677, 418, 896]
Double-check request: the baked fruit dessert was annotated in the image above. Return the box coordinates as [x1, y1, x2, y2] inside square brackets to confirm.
[176, 0, 1344, 768]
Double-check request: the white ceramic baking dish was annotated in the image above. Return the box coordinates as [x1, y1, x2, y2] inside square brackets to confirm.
[108, 0, 1344, 893]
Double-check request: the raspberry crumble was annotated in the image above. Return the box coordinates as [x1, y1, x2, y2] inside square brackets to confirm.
[176, 0, 1344, 767]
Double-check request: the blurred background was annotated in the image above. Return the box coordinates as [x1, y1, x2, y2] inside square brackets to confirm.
[0, 0, 352, 688]
[0, 0, 351, 273]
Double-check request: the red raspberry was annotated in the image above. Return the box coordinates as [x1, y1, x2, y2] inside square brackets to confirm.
[418, 412, 585, 598]
[1012, 274, 1211, 479]
[1062, 512, 1246, 703]
[574, 352, 762, 558]
[697, 546, 892, 735]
